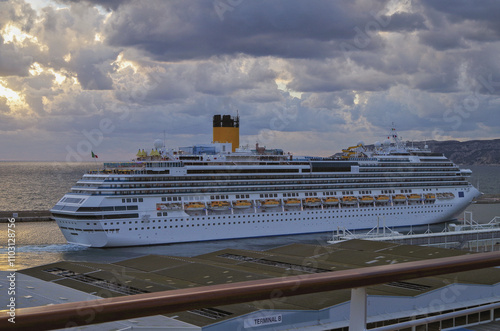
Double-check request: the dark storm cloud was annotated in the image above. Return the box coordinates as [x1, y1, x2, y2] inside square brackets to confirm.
[422, 0, 500, 25]
[58, 0, 129, 11]
[103, 0, 429, 61]
[421, 0, 500, 42]
[71, 49, 116, 90]
[419, 30, 467, 51]
[378, 12, 427, 32]
[0, 1, 37, 76]
[0, 42, 33, 76]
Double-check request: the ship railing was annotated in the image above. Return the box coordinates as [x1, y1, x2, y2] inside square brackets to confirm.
[103, 162, 146, 168]
[2, 251, 500, 331]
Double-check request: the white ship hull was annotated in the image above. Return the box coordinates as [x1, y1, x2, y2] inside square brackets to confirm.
[53, 186, 479, 248]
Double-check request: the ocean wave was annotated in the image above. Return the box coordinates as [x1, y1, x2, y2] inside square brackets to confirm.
[0, 244, 86, 253]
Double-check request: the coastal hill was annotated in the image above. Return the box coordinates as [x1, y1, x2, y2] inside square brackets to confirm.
[357, 139, 500, 165]
[411, 139, 500, 165]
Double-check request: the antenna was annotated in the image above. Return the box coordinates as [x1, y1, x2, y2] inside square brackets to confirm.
[389, 122, 404, 150]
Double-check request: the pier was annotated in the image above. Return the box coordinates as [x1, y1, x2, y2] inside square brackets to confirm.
[0, 210, 53, 222]
[329, 211, 500, 252]
[476, 193, 500, 204]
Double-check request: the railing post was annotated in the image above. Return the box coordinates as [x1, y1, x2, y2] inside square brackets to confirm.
[349, 287, 367, 331]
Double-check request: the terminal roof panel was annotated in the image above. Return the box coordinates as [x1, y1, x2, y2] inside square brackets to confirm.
[19, 240, 500, 328]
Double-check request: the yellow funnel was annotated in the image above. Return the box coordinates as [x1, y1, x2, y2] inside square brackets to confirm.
[213, 114, 239, 152]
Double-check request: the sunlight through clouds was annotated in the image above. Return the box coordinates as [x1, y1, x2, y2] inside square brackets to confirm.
[1, 24, 36, 44]
[29, 62, 44, 76]
[112, 52, 139, 74]
[1, 23, 48, 52]
[0, 79, 28, 111]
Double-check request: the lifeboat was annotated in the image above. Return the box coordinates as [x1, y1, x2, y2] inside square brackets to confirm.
[156, 203, 168, 210]
[437, 192, 455, 199]
[375, 195, 390, 204]
[408, 194, 421, 202]
[425, 193, 436, 201]
[233, 200, 252, 209]
[209, 201, 230, 211]
[158, 203, 181, 210]
[284, 198, 301, 206]
[341, 196, 358, 205]
[359, 196, 374, 204]
[261, 199, 280, 208]
[304, 197, 321, 207]
[392, 194, 407, 203]
[185, 202, 205, 211]
[323, 197, 339, 206]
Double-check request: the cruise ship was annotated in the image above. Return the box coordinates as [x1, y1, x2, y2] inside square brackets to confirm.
[51, 115, 480, 247]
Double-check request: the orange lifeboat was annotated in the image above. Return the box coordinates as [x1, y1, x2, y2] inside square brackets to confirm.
[261, 199, 280, 208]
[341, 196, 358, 205]
[392, 194, 407, 203]
[375, 195, 390, 204]
[359, 196, 374, 204]
[233, 200, 252, 209]
[185, 202, 205, 211]
[284, 198, 301, 206]
[323, 197, 339, 206]
[304, 197, 321, 207]
[209, 201, 230, 211]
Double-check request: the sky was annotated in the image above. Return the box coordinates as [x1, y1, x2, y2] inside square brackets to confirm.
[1, 0, 499, 161]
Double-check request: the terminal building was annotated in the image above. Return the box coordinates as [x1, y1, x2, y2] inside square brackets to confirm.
[5, 240, 500, 330]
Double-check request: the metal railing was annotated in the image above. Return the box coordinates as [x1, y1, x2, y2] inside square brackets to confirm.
[2, 251, 500, 330]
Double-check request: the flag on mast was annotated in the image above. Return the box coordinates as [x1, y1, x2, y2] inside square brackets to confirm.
[91, 151, 98, 159]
